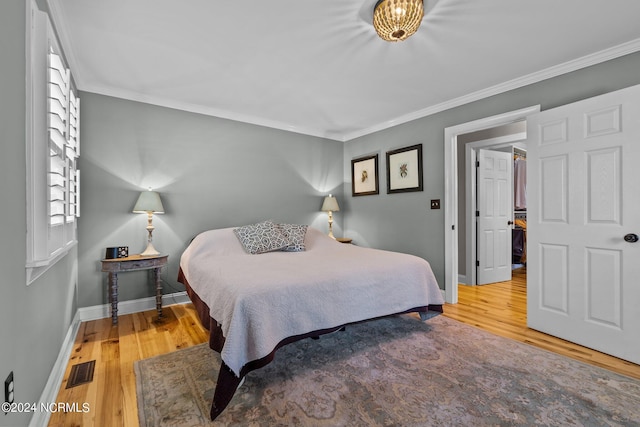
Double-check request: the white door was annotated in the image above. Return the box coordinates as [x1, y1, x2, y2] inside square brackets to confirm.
[527, 84, 640, 365]
[477, 149, 513, 285]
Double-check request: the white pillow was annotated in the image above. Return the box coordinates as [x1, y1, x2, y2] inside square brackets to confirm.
[233, 220, 290, 254]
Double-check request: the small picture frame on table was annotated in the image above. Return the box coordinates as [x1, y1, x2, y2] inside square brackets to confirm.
[351, 154, 379, 196]
[386, 144, 423, 194]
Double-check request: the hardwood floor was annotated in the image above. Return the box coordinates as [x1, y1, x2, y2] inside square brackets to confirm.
[48, 271, 640, 426]
[443, 267, 640, 380]
[48, 304, 209, 427]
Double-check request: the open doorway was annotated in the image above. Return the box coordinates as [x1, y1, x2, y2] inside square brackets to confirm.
[463, 135, 527, 286]
[443, 106, 540, 304]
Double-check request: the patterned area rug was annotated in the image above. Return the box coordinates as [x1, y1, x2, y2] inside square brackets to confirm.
[135, 315, 640, 426]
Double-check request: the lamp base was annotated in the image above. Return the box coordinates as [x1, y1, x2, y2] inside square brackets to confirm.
[327, 211, 336, 239]
[140, 242, 160, 257]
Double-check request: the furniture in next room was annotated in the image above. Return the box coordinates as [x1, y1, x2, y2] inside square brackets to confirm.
[101, 254, 168, 325]
[178, 224, 444, 420]
[513, 212, 527, 264]
[513, 149, 527, 264]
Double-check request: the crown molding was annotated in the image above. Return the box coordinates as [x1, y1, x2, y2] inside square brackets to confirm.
[84, 82, 342, 141]
[40, 3, 640, 143]
[341, 37, 640, 141]
[46, 0, 339, 141]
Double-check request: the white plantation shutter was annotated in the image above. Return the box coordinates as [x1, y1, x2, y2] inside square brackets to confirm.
[48, 50, 68, 227]
[48, 49, 69, 229]
[68, 91, 79, 151]
[67, 90, 80, 221]
[26, 5, 80, 284]
[74, 169, 80, 218]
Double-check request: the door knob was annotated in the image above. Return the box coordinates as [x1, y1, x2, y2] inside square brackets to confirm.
[624, 233, 639, 243]
[507, 221, 514, 226]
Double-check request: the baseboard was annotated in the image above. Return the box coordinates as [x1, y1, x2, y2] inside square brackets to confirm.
[78, 291, 190, 322]
[29, 310, 81, 427]
[30, 291, 190, 427]
[458, 274, 467, 285]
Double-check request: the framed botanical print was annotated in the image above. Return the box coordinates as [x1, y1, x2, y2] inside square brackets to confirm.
[351, 154, 379, 196]
[386, 144, 423, 194]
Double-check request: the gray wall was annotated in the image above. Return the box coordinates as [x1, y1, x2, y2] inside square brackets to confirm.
[343, 115, 450, 286]
[77, 93, 344, 308]
[344, 51, 640, 289]
[0, 1, 79, 426]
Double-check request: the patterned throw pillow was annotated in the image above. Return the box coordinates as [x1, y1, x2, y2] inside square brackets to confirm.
[233, 221, 291, 254]
[277, 224, 308, 252]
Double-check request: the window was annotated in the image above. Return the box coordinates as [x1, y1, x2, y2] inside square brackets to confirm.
[26, 3, 80, 284]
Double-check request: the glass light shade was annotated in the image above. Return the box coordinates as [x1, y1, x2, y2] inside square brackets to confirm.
[133, 190, 165, 214]
[321, 195, 340, 212]
[373, 0, 424, 42]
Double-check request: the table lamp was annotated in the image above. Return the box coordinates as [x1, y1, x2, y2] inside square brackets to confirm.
[133, 189, 164, 256]
[321, 194, 339, 239]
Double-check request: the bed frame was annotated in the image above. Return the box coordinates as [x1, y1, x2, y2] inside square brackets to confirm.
[178, 269, 443, 420]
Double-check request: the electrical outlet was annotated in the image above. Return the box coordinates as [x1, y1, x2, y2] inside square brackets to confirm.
[430, 199, 441, 209]
[4, 372, 13, 406]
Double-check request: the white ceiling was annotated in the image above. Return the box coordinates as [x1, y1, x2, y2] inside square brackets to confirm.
[47, 0, 640, 141]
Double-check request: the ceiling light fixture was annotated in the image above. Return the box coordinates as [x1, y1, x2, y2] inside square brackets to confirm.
[373, 0, 424, 42]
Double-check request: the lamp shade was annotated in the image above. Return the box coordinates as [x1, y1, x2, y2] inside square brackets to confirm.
[321, 195, 340, 212]
[133, 190, 165, 214]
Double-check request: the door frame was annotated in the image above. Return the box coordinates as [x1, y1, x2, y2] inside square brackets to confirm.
[444, 105, 540, 303]
[466, 139, 524, 286]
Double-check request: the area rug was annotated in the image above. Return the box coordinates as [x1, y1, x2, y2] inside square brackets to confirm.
[135, 315, 640, 426]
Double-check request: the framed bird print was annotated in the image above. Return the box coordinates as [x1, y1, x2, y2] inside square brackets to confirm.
[386, 144, 423, 194]
[351, 154, 379, 196]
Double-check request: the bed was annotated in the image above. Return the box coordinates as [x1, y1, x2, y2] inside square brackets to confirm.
[177, 221, 445, 420]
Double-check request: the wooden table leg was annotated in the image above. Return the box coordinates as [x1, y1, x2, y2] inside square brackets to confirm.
[109, 272, 118, 325]
[154, 267, 163, 318]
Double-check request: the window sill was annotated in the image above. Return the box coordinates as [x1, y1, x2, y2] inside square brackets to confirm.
[26, 240, 77, 285]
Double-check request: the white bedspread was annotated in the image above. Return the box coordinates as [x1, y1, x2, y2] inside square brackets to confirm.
[180, 227, 444, 376]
